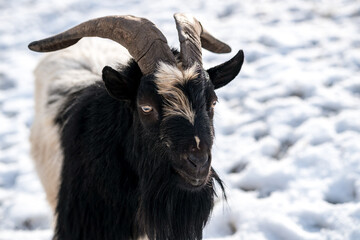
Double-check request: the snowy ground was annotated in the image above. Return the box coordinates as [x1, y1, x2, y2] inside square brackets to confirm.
[1, 0, 360, 239]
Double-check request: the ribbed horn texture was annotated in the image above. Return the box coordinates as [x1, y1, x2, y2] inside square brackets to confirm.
[28, 15, 176, 75]
[174, 13, 231, 69]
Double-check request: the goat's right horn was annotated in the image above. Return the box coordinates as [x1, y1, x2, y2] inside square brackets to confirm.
[28, 15, 176, 75]
[174, 13, 231, 69]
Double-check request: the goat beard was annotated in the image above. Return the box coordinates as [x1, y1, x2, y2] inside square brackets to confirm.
[137, 163, 225, 240]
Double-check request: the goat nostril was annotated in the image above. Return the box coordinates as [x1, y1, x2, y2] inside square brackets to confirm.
[188, 158, 197, 168]
[186, 153, 210, 169]
[201, 154, 210, 167]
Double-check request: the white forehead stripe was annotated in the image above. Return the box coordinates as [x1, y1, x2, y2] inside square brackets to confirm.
[194, 136, 201, 150]
[155, 62, 198, 124]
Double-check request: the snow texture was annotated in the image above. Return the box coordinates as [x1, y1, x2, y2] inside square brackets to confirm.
[1, 0, 360, 239]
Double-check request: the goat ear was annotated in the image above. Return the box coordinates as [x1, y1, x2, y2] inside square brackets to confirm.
[207, 50, 244, 89]
[102, 66, 135, 101]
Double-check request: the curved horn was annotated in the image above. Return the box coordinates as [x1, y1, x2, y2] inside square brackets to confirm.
[173, 13, 231, 69]
[28, 15, 176, 75]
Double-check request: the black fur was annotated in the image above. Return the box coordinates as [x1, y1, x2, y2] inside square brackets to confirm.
[54, 50, 242, 240]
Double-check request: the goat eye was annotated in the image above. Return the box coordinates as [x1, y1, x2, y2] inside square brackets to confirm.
[212, 101, 217, 108]
[141, 105, 153, 113]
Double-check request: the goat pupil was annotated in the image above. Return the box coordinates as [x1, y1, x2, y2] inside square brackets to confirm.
[141, 106, 152, 112]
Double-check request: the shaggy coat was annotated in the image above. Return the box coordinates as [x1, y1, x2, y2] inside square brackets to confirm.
[54, 52, 225, 240]
[30, 37, 243, 239]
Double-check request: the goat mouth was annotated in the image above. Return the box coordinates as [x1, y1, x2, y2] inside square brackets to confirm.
[175, 169, 208, 188]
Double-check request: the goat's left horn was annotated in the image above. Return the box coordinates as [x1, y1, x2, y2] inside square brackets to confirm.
[28, 15, 176, 75]
[173, 13, 231, 69]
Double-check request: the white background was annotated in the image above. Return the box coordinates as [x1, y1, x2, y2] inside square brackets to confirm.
[0, 0, 360, 239]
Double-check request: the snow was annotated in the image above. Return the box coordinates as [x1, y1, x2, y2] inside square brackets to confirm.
[1, 0, 360, 239]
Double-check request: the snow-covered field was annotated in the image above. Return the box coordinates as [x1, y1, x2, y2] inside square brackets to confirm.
[1, 0, 360, 239]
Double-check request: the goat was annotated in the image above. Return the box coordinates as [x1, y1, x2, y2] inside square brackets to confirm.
[28, 13, 244, 240]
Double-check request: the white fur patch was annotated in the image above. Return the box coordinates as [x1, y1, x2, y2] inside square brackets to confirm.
[155, 62, 198, 124]
[194, 136, 201, 150]
[30, 38, 130, 216]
